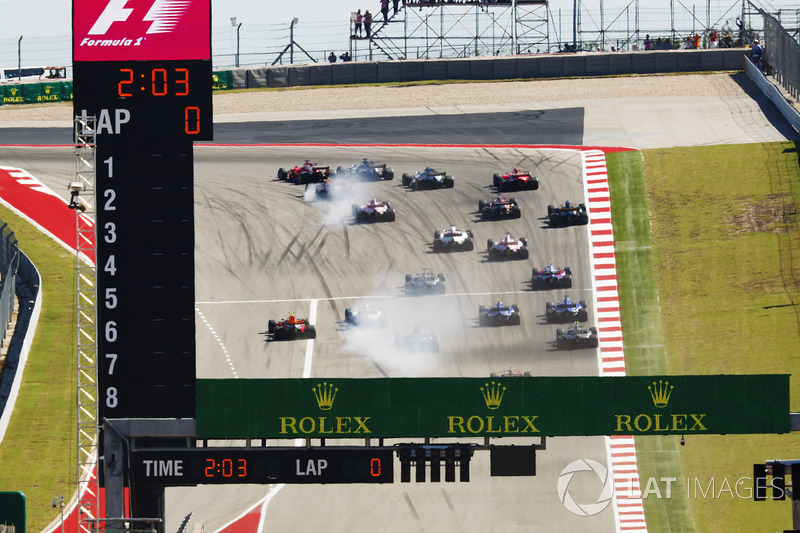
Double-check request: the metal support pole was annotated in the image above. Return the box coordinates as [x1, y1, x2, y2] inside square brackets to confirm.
[16, 36, 22, 82]
[236, 23, 242, 68]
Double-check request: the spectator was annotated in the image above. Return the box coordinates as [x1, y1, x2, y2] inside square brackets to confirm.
[328, 51, 337, 63]
[392, 0, 400, 15]
[751, 40, 764, 69]
[709, 29, 718, 48]
[380, 0, 389, 22]
[644, 34, 653, 50]
[364, 10, 373, 37]
[692, 32, 700, 49]
[340, 51, 352, 62]
[353, 9, 363, 37]
[722, 31, 733, 48]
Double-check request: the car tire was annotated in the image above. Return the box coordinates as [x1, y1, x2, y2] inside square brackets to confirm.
[577, 309, 588, 322]
[531, 178, 539, 190]
[486, 239, 494, 250]
[384, 168, 394, 180]
[433, 240, 443, 253]
[547, 204, 555, 215]
[277, 168, 287, 180]
[438, 273, 446, 282]
[478, 200, 486, 210]
[511, 314, 521, 326]
[306, 325, 317, 339]
[464, 239, 474, 251]
[268, 319, 277, 333]
[519, 248, 529, 260]
[402, 173, 412, 186]
[512, 207, 521, 219]
[444, 176, 454, 188]
[386, 209, 396, 222]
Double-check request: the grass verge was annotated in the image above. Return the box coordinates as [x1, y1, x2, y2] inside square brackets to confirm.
[0, 205, 76, 532]
[609, 142, 800, 533]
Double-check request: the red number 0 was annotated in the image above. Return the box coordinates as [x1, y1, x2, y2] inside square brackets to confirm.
[370, 458, 381, 477]
[185, 106, 200, 135]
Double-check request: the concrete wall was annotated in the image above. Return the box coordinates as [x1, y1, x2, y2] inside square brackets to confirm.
[233, 49, 747, 90]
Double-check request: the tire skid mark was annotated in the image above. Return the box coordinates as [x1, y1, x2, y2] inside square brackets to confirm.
[277, 234, 299, 265]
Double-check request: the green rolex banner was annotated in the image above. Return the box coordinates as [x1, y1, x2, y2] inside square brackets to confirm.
[197, 374, 790, 439]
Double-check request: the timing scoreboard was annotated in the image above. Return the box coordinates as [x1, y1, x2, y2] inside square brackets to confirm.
[72, 0, 212, 419]
[131, 448, 395, 486]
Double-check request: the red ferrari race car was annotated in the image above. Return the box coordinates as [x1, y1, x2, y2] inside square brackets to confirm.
[352, 196, 396, 223]
[268, 313, 317, 340]
[492, 168, 539, 192]
[277, 160, 331, 184]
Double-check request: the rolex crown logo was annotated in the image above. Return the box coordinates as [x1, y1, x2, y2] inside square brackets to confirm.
[648, 379, 674, 408]
[481, 381, 506, 410]
[312, 382, 338, 411]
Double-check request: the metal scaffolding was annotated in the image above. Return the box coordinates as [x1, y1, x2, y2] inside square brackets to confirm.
[350, 1, 550, 61]
[73, 115, 98, 533]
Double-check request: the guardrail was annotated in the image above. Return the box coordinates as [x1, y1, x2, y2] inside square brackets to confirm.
[225, 48, 747, 89]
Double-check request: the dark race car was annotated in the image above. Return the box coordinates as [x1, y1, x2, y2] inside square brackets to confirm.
[546, 296, 589, 323]
[556, 323, 599, 350]
[479, 300, 521, 326]
[268, 313, 317, 340]
[547, 199, 589, 226]
[479, 196, 521, 220]
[401, 167, 455, 190]
[405, 269, 446, 295]
[531, 263, 573, 289]
[352, 197, 396, 223]
[493, 168, 539, 192]
[433, 226, 474, 252]
[277, 161, 331, 184]
[344, 304, 387, 327]
[490, 367, 532, 378]
[395, 326, 440, 353]
[487, 233, 529, 261]
[336, 159, 394, 181]
[305, 176, 354, 201]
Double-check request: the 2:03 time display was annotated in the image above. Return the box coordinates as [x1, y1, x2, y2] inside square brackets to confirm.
[118, 67, 191, 97]
[204, 458, 247, 479]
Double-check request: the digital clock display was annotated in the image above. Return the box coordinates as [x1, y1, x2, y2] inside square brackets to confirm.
[73, 60, 213, 140]
[131, 449, 395, 486]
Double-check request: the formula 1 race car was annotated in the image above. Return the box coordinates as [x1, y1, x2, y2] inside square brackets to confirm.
[490, 367, 532, 378]
[531, 263, 573, 289]
[487, 233, 529, 261]
[546, 296, 589, 323]
[404, 269, 446, 295]
[401, 167, 455, 190]
[344, 304, 387, 327]
[556, 323, 599, 349]
[395, 326, 440, 353]
[433, 226, 474, 252]
[352, 197, 396, 223]
[479, 300, 521, 326]
[277, 161, 331, 184]
[305, 177, 355, 201]
[493, 168, 539, 192]
[479, 196, 521, 220]
[268, 313, 317, 340]
[547, 199, 589, 226]
[336, 159, 394, 181]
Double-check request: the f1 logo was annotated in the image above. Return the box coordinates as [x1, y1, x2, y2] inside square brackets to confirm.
[88, 0, 191, 35]
[89, 0, 134, 34]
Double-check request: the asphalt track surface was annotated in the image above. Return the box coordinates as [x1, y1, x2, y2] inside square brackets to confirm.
[1, 75, 798, 533]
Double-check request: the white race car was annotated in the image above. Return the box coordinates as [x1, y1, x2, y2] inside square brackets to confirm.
[487, 233, 529, 260]
[404, 269, 446, 295]
[352, 196, 396, 223]
[433, 226, 474, 252]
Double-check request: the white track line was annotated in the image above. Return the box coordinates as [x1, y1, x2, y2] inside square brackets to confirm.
[582, 149, 648, 533]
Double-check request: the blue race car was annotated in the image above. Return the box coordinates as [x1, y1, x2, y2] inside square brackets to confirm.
[478, 300, 521, 326]
[545, 296, 589, 323]
[547, 199, 588, 227]
[531, 262, 573, 289]
[401, 166, 455, 190]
